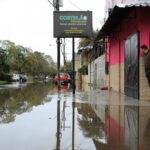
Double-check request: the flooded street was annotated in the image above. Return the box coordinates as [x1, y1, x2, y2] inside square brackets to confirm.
[0, 82, 150, 150]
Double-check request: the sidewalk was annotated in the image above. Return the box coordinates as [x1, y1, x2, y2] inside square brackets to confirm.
[86, 86, 150, 106]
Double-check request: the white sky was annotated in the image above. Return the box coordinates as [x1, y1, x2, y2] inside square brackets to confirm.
[0, 0, 105, 64]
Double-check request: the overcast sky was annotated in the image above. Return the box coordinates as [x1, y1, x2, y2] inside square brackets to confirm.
[0, 0, 105, 64]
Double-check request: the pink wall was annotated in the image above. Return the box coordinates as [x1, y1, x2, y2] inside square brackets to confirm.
[106, 116, 124, 150]
[107, 7, 150, 66]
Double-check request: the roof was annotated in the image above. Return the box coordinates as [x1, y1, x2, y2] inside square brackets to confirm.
[96, 1, 150, 40]
[117, 1, 150, 8]
[77, 45, 93, 54]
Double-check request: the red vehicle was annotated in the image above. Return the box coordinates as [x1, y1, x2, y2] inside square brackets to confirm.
[55, 73, 69, 84]
[55, 85, 69, 92]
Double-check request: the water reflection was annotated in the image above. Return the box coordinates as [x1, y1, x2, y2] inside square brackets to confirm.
[1, 83, 150, 150]
[77, 103, 105, 139]
[55, 90, 61, 150]
[85, 88, 150, 150]
[55, 84, 69, 92]
[0, 82, 54, 124]
[54, 87, 150, 150]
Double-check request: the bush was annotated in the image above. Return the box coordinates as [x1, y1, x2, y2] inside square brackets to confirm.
[78, 65, 88, 75]
[0, 71, 12, 82]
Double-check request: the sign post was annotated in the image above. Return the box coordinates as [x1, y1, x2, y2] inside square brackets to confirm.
[55, 0, 61, 91]
[72, 37, 75, 94]
[54, 11, 92, 94]
[54, 11, 92, 38]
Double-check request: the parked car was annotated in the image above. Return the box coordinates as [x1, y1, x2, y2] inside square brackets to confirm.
[19, 74, 27, 83]
[12, 74, 19, 81]
[55, 73, 69, 84]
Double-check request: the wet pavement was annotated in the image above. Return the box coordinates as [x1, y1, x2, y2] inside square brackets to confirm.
[0, 82, 150, 150]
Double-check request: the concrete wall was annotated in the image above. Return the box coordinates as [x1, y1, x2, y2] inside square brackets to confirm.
[108, 63, 124, 93]
[75, 60, 81, 81]
[88, 54, 106, 87]
[82, 75, 88, 91]
[140, 57, 150, 100]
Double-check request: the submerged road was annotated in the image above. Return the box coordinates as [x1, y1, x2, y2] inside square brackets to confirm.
[0, 82, 150, 150]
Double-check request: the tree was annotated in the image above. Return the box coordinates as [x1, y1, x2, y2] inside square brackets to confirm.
[33, 51, 57, 78]
[78, 29, 99, 49]
[0, 41, 16, 81]
[60, 61, 72, 73]
[23, 53, 37, 75]
[0, 40, 56, 81]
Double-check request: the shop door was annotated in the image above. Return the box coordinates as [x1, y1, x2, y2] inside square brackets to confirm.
[125, 32, 139, 99]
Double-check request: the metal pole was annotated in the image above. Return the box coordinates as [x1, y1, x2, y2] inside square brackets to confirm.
[57, 38, 61, 90]
[55, 1, 61, 150]
[63, 38, 66, 66]
[56, 0, 59, 10]
[72, 37, 75, 94]
[56, 0, 61, 91]
[72, 96, 75, 150]
[56, 99, 61, 150]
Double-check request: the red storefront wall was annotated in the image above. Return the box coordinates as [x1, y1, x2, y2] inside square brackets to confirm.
[106, 7, 150, 66]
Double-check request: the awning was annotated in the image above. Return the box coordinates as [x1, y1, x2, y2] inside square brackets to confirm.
[96, 1, 150, 40]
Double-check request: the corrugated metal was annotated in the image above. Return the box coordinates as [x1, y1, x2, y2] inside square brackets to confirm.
[117, 1, 150, 8]
[96, 1, 150, 40]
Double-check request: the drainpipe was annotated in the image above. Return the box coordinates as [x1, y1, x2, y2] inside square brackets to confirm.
[119, 39, 121, 92]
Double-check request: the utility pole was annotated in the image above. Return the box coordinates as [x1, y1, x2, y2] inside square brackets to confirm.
[56, 0, 61, 91]
[63, 38, 66, 66]
[72, 38, 75, 94]
[55, 1, 61, 150]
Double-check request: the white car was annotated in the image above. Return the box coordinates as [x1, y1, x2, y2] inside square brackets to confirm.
[12, 74, 19, 81]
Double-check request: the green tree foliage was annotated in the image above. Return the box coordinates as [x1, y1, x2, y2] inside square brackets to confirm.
[78, 29, 105, 75]
[78, 65, 88, 75]
[60, 61, 72, 73]
[33, 51, 56, 78]
[78, 29, 99, 49]
[0, 48, 12, 81]
[0, 40, 57, 81]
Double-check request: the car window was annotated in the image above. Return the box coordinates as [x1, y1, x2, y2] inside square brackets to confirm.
[61, 74, 66, 77]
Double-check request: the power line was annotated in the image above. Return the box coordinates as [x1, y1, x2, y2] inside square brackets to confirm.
[93, 16, 104, 25]
[67, 0, 104, 24]
[67, 0, 83, 10]
[66, 39, 80, 44]
[47, 0, 55, 8]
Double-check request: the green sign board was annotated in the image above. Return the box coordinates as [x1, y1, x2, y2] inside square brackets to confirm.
[54, 11, 93, 38]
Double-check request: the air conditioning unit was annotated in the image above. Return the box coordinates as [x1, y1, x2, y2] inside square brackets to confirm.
[53, 0, 63, 7]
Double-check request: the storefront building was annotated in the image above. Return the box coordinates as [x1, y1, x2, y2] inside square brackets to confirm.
[96, 1, 150, 100]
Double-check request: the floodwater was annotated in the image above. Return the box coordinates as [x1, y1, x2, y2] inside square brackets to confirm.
[0, 82, 150, 150]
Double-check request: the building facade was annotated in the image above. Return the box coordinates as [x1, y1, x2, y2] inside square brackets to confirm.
[97, 1, 150, 100]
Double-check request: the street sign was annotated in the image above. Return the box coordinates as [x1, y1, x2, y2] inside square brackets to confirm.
[54, 11, 93, 38]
